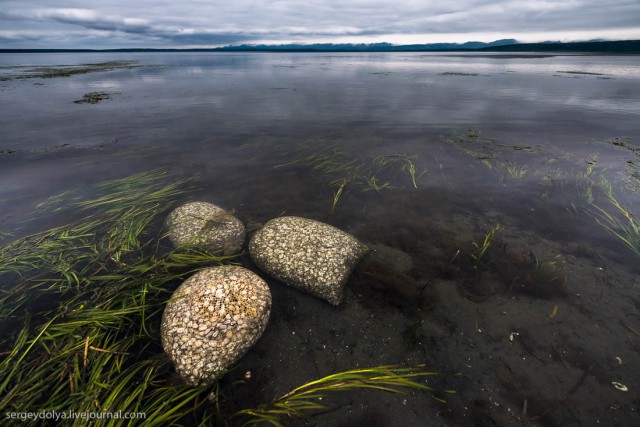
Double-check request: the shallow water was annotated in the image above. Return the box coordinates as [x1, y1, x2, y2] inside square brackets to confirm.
[1, 52, 640, 425]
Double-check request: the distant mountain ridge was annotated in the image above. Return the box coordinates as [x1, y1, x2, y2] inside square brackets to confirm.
[216, 39, 519, 52]
[1, 39, 639, 53]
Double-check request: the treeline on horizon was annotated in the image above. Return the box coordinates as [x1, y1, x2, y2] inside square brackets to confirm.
[1, 39, 639, 54]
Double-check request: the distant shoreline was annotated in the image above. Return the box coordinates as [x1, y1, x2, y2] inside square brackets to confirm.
[1, 39, 639, 54]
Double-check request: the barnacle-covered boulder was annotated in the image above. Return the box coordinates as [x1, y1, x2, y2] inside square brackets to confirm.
[161, 266, 271, 386]
[249, 216, 368, 305]
[165, 201, 245, 255]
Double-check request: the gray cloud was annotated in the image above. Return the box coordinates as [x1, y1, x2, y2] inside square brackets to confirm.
[0, 0, 638, 48]
[42, 10, 153, 35]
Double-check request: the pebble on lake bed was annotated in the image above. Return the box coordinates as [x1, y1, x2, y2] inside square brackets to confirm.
[165, 201, 245, 255]
[249, 216, 369, 305]
[160, 266, 271, 386]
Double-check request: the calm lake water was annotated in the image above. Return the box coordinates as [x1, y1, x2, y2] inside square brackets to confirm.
[1, 52, 640, 426]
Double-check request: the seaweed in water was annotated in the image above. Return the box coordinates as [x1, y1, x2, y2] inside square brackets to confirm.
[74, 92, 117, 104]
[0, 170, 451, 426]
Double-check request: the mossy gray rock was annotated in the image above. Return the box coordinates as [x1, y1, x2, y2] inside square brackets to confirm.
[249, 216, 368, 305]
[161, 266, 271, 386]
[165, 201, 245, 255]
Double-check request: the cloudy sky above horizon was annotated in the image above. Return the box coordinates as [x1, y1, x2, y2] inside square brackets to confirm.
[1, 0, 639, 49]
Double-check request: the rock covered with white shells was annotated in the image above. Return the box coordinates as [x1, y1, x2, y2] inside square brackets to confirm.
[161, 266, 271, 386]
[249, 216, 369, 305]
[165, 201, 245, 255]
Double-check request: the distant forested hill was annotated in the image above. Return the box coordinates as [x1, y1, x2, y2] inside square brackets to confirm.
[480, 40, 640, 53]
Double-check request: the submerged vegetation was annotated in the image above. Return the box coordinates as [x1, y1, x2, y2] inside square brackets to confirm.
[443, 129, 640, 259]
[74, 92, 117, 104]
[530, 259, 567, 290]
[402, 158, 421, 189]
[500, 161, 528, 179]
[468, 224, 501, 269]
[441, 129, 546, 182]
[0, 170, 448, 425]
[0, 61, 141, 81]
[234, 365, 450, 427]
[435, 130, 640, 302]
[275, 145, 426, 211]
[0, 170, 224, 424]
[588, 176, 640, 258]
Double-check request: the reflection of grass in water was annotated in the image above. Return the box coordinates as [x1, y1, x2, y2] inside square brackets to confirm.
[587, 176, 640, 257]
[234, 365, 450, 426]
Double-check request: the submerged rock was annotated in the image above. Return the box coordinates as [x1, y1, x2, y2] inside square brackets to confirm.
[165, 201, 245, 255]
[364, 243, 413, 275]
[161, 266, 271, 386]
[249, 216, 369, 305]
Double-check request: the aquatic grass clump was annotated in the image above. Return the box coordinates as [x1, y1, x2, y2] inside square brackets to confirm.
[468, 224, 501, 268]
[402, 158, 426, 189]
[499, 161, 528, 179]
[233, 365, 450, 427]
[517, 258, 568, 297]
[1, 170, 198, 295]
[0, 170, 229, 424]
[587, 176, 640, 257]
[570, 155, 610, 205]
[532, 259, 566, 285]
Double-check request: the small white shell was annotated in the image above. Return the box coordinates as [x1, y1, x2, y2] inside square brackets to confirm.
[611, 381, 628, 392]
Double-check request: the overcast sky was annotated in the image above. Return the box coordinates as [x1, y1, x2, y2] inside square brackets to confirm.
[1, 0, 639, 49]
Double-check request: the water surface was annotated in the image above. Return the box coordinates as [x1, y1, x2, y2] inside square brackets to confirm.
[1, 52, 639, 426]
